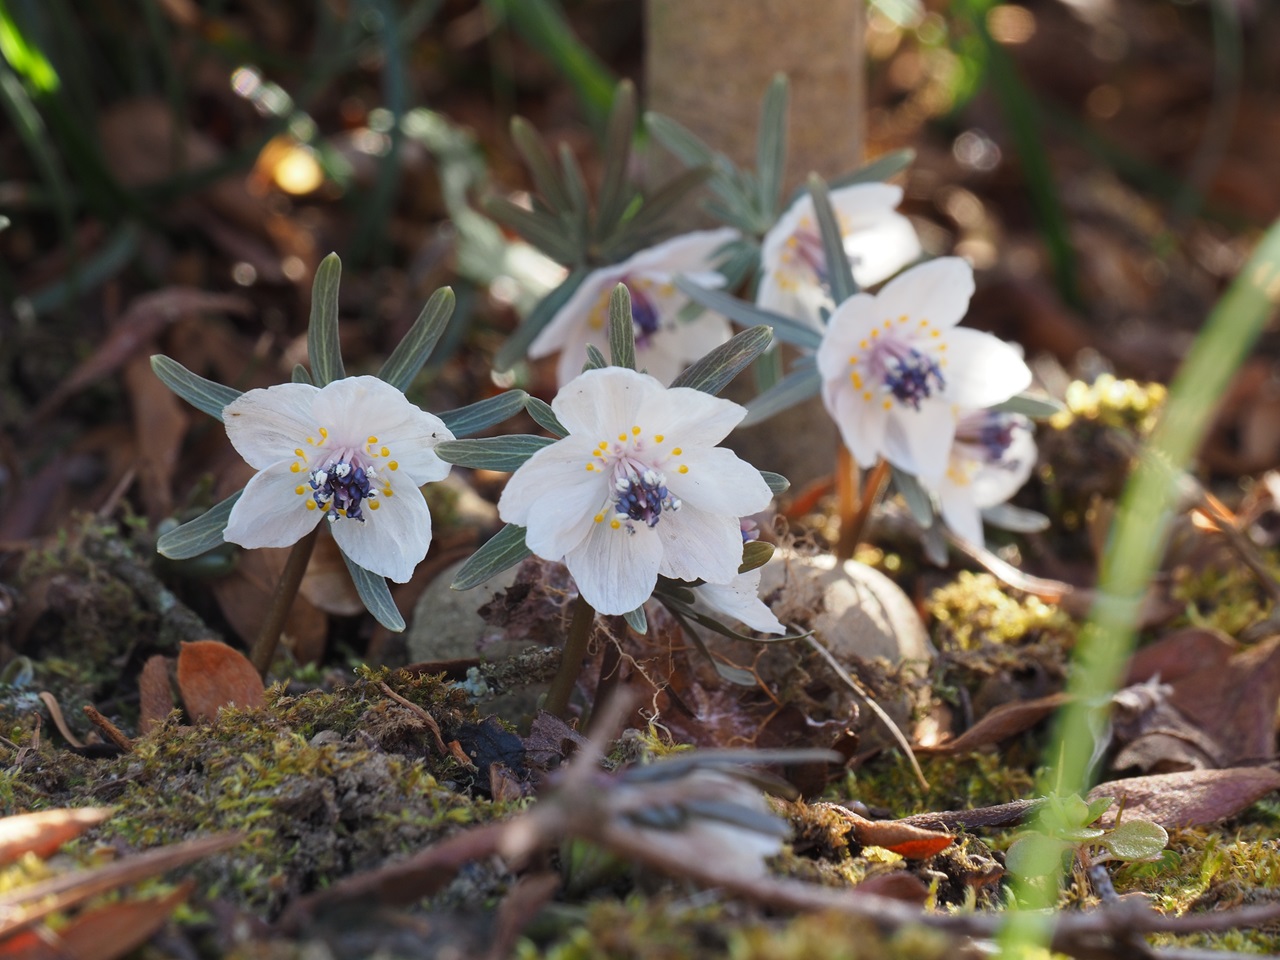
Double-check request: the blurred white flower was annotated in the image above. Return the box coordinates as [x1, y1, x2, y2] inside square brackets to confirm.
[816, 258, 1031, 481]
[222, 375, 453, 582]
[498, 367, 773, 615]
[694, 567, 785, 636]
[757, 182, 920, 327]
[528, 228, 740, 386]
[931, 409, 1037, 545]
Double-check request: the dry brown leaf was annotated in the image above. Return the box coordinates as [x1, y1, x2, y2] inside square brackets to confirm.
[0, 810, 113, 866]
[210, 547, 327, 662]
[916, 693, 1071, 755]
[1168, 635, 1280, 767]
[0, 834, 240, 940]
[1127, 627, 1237, 687]
[176, 641, 265, 722]
[123, 355, 186, 524]
[138, 656, 175, 736]
[1088, 767, 1280, 829]
[9, 881, 195, 960]
[30, 289, 251, 424]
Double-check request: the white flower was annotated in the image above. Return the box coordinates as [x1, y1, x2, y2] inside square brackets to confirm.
[816, 257, 1032, 481]
[221, 375, 454, 583]
[931, 409, 1037, 546]
[528, 228, 740, 386]
[694, 568, 785, 636]
[498, 367, 773, 615]
[757, 182, 921, 327]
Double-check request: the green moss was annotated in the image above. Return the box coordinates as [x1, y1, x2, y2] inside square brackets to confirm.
[841, 752, 1037, 818]
[928, 573, 1074, 652]
[1168, 557, 1280, 636]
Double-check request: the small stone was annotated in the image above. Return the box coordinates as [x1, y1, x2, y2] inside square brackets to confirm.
[406, 559, 522, 664]
[760, 548, 934, 666]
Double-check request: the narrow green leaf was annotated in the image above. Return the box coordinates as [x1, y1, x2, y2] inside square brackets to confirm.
[435, 435, 556, 471]
[307, 253, 345, 386]
[594, 81, 637, 242]
[741, 362, 822, 427]
[484, 195, 580, 264]
[807, 174, 857, 304]
[669, 325, 774, 395]
[990, 391, 1066, 419]
[342, 552, 404, 632]
[644, 112, 717, 168]
[150, 355, 242, 420]
[674, 277, 822, 349]
[981, 503, 1051, 534]
[608, 283, 637, 370]
[739, 540, 774, 574]
[891, 465, 935, 528]
[583, 344, 608, 371]
[759, 471, 790, 495]
[379, 287, 457, 391]
[510, 116, 572, 213]
[292, 364, 313, 385]
[608, 167, 712, 252]
[494, 270, 590, 372]
[558, 142, 590, 250]
[156, 491, 242, 559]
[525, 396, 568, 437]
[452, 523, 532, 590]
[828, 148, 917, 190]
[755, 74, 789, 220]
[623, 606, 648, 634]
[439, 390, 529, 439]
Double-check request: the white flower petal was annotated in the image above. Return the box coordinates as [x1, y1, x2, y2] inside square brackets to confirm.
[224, 460, 322, 548]
[656, 505, 743, 585]
[823, 377, 886, 469]
[622, 227, 740, 274]
[816, 293, 879, 381]
[568, 522, 664, 615]
[665, 447, 772, 516]
[528, 269, 613, 359]
[968, 423, 1037, 508]
[873, 258, 975, 333]
[223, 382, 321, 471]
[634, 386, 747, 450]
[884, 401, 957, 482]
[498, 436, 606, 559]
[551, 367, 664, 438]
[936, 481, 985, 546]
[331, 481, 433, 583]
[939, 329, 1032, 409]
[696, 569, 785, 635]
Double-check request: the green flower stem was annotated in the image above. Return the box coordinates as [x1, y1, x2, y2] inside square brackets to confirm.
[250, 526, 321, 677]
[545, 593, 597, 719]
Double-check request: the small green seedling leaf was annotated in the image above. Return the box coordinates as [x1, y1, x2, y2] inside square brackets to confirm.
[759, 471, 790, 495]
[1004, 832, 1072, 878]
[292, 364, 313, 385]
[623, 606, 648, 634]
[1098, 820, 1168, 863]
[151, 355, 242, 420]
[990, 391, 1066, 419]
[583, 344, 608, 371]
[307, 253, 345, 386]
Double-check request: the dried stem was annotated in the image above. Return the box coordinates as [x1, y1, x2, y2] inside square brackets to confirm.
[250, 525, 320, 677]
[834, 444, 859, 560]
[837, 457, 890, 560]
[544, 593, 596, 719]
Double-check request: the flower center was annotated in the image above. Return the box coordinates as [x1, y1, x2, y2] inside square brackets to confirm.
[847, 317, 948, 411]
[584, 427, 688, 534]
[955, 411, 1026, 469]
[289, 430, 402, 521]
[783, 228, 829, 286]
[310, 460, 377, 522]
